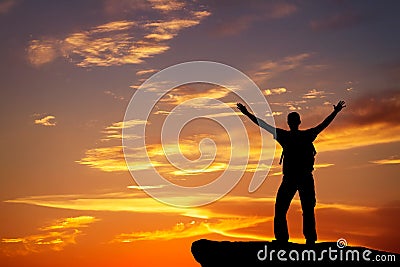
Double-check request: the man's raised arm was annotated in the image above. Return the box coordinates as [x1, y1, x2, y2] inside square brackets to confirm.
[313, 100, 346, 134]
[236, 103, 276, 135]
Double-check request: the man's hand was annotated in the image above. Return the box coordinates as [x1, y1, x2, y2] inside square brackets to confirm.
[334, 100, 346, 112]
[236, 103, 249, 115]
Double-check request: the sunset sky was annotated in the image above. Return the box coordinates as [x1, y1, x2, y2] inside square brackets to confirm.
[1, 0, 399, 266]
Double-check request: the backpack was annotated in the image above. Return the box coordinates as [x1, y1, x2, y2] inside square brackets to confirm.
[279, 132, 317, 174]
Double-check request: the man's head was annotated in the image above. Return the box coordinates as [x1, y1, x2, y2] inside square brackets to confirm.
[287, 112, 301, 130]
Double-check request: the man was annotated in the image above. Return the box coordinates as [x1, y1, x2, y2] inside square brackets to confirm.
[237, 100, 346, 245]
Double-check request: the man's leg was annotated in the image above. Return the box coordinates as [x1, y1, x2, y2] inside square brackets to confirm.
[274, 176, 297, 242]
[298, 173, 317, 244]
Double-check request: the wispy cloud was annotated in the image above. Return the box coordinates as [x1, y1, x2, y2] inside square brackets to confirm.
[302, 89, 333, 99]
[112, 216, 270, 242]
[100, 119, 146, 141]
[4, 192, 215, 217]
[148, 0, 185, 12]
[212, 2, 297, 36]
[1, 216, 98, 256]
[160, 85, 231, 105]
[143, 9, 211, 42]
[0, 0, 17, 15]
[271, 100, 307, 111]
[310, 10, 365, 32]
[4, 193, 374, 218]
[253, 53, 311, 83]
[27, 3, 210, 67]
[136, 68, 158, 76]
[127, 185, 167, 190]
[39, 216, 98, 231]
[370, 157, 400, 165]
[77, 119, 148, 171]
[104, 90, 125, 101]
[63, 21, 168, 67]
[4, 192, 384, 246]
[27, 39, 59, 67]
[34, 115, 56, 126]
[76, 145, 127, 172]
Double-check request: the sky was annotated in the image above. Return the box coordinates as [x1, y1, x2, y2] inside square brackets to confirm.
[0, 0, 399, 266]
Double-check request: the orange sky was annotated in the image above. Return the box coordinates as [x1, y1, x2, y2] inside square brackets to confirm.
[0, 1, 399, 266]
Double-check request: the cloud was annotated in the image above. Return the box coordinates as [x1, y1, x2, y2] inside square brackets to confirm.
[253, 53, 311, 83]
[302, 89, 333, 99]
[266, 2, 298, 19]
[5, 192, 392, 248]
[310, 10, 365, 32]
[27, 39, 59, 67]
[92, 20, 137, 32]
[78, 125, 235, 176]
[104, 0, 189, 14]
[27, 3, 210, 67]
[78, 88, 400, 177]
[143, 13, 210, 42]
[271, 100, 307, 111]
[4, 192, 214, 217]
[103, 0, 148, 15]
[315, 121, 400, 154]
[39, 216, 98, 231]
[127, 185, 167, 190]
[305, 90, 400, 153]
[0, 216, 98, 256]
[4, 192, 374, 218]
[212, 14, 256, 37]
[77, 119, 151, 171]
[77, 120, 142, 171]
[264, 87, 287, 96]
[264, 89, 400, 156]
[0, 0, 17, 15]
[112, 216, 270, 242]
[63, 24, 169, 67]
[148, 0, 185, 12]
[76, 145, 127, 172]
[34, 115, 56, 126]
[136, 69, 158, 76]
[211, 1, 297, 36]
[104, 90, 125, 101]
[344, 89, 400, 126]
[100, 119, 146, 141]
[370, 158, 400, 165]
[160, 85, 231, 105]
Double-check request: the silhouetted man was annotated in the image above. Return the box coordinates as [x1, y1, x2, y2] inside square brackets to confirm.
[237, 100, 346, 245]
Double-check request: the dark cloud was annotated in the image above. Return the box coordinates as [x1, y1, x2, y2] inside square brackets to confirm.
[345, 89, 400, 126]
[208, 1, 297, 36]
[310, 10, 366, 32]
